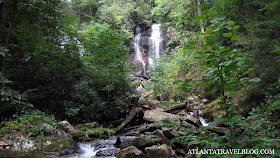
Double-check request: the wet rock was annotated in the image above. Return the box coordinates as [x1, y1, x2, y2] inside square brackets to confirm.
[181, 121, 197, 130]
[153, 130, 170, 145]
[60, 120, 78, 137]
[145, 144, 171, 158]
[116, 146, 145, 158]
[92, 140, 110, 150]
[121, 135, 162, 149]
[42, 137, 79, 153]
[144, 108, 180, 126]
[178, 110, 201, 126]
[96, 149, 119, 157]
[163, 130, 181, 140]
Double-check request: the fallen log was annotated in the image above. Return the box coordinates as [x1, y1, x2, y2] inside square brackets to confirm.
[113, 107, 143, 133]
[163, 100, 188, 113]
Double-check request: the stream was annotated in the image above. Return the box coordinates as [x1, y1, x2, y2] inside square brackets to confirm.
[63, 136, 135, 158]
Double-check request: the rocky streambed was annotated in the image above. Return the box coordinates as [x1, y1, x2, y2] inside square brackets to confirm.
[0, 98, 227, 158]
[61, 100, 227, 158]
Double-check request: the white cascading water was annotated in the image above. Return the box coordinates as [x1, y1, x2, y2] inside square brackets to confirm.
[149, 24, 162, 65]
[134, 26, 147, 76]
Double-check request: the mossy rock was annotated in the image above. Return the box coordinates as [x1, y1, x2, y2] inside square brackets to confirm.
[42, 138, 78, 152]
[202, 99, 226, 121]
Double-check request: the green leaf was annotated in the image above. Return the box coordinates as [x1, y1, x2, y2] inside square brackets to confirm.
[233, 25, 240, 31]
[185, 46, 194, 50]
[240, 77, 249, 81]
[204, 35, 213, 40]
[202, 44, 210, 50]
[212, 45, 219, 50]
[205, 9, 211, 15]
[206, 29, 214, 33]
[223, 33, 232, 37]
[187, 41, 196, 45]
[194, 57, 203, 59]
[249, 78, 261, 83]
[196, 15, 207, 19]
[232, 115, 245, 120]
[227, 21, 234, 25]
[231, 35, 240, 41]
[170, 138, 178, 145]
[220, 46, 230, 51]
[195, 51, 203, 55]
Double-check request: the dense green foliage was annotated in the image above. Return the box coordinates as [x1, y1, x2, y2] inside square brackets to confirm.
[0, 109, 58, 140]
[146, 0, 280, 156]
[0, 0, 279, 155]
[0, 0, 136, 123]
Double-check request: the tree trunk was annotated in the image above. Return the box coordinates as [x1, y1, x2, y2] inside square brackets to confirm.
[197, 0, 205, 33]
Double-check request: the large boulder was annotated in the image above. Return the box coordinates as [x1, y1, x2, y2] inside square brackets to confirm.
[121, 135, 162, 150]
[144, 108, 180, 126]
[145, 144, 171, 158]
[178, 110, 201, 126]
[7, 136, 37, 152]
[60, 120, 79, 137]
[153, 130, 170, 145]
[115, 146, 145, 158]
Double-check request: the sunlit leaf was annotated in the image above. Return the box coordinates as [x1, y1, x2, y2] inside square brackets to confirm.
[223, 32, 232, 37]
[233, 25, 240, 31]
[227, 21, 234, 26]
[249, 78, 261, 82]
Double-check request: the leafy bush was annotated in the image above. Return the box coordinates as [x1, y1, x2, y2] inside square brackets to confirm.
[171, 109, 280, 157]
[0, 109, 58, 140]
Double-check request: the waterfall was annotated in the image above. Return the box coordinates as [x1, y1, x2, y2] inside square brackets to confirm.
[132, 24, 163, 77]
[133, 26, 147, 76]
[149, 24, 162, 65]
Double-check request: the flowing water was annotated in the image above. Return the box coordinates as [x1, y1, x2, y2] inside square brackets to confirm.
[134, 27, 147, 76]
[133, 24, 163, 76]
[63, 136, 136, 158]
[149, 24, 162, 65]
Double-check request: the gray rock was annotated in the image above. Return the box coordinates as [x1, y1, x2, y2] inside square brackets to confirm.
[163, 130, 181, 139]
[96, 149, 119, 157]
[121, 135, 162, 149]
[178, 110, 202, 126]
[60, 120, 78, 137]
[144, 108, 180, 126]
[208, 125, 228, 134]
[115, 146, 145, 158]
[153, 130, 170, 145]
[8, 136, 37, 152]
[145, 144, 171, 158]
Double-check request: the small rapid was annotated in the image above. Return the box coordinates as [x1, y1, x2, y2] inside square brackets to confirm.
[64, 136, 136, 158]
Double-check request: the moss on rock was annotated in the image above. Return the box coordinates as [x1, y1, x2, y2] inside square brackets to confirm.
[42, 138, 78, 152]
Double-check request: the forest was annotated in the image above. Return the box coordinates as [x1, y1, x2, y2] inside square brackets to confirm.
[0, 0, 279, 157]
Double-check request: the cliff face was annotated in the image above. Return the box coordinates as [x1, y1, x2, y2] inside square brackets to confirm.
[130, 24, 169, 77]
